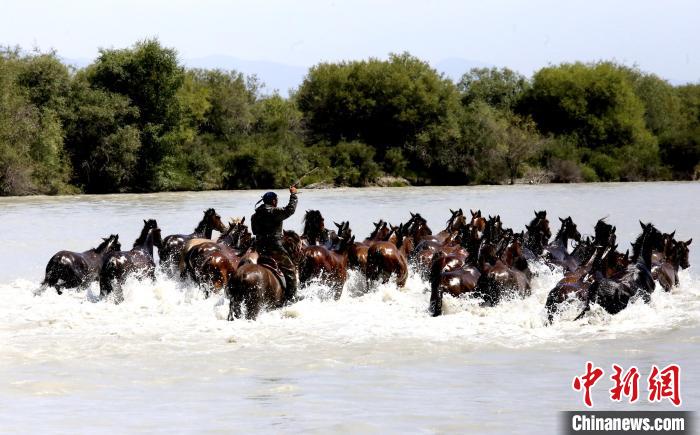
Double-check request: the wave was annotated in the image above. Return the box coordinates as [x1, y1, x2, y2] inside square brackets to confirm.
[1, 264, 698, 362]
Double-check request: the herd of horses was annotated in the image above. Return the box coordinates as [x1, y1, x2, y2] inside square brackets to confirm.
[42, 207, 692, 323]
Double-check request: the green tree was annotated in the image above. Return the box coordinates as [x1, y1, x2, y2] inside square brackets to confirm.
[0, 49, 73, 195]
[87, 39, 184, 190]
[458, 67, 529, 111]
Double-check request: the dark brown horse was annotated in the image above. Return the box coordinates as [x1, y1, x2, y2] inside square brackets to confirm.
[652, 237, 691, 291]
[428, 251, 481, 316]
[434, 209, 464, 242]
[574, 222, 664, 320]
[42, 235, 122, 293]
[301, 210, 334, 247]
[158, 209, 226, 275]
[545, 244, 628, 323]
[300, 221, 354, 299]
[544, 217, 582, 272]
[366, 224, 409, 288]
[100, 220, 162, 302]
[476, 234, 531, 306]
[348, 220, 392, 273]
[524, 210, 551, 258]
[181, 218, 252, 295]
[227, 231, 303, 320]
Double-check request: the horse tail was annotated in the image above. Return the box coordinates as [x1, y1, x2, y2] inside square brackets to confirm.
[544, 287, 559, 325]
[366, 246, 382, 283]
[573, 280, 597, 321]
[429, 251, 446, 316]
[226, 270, 243, 321]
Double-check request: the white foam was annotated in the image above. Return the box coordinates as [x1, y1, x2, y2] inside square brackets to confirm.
[2, 264, 698, 364]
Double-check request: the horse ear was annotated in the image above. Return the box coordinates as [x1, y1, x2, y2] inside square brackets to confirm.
[670, 231, 676, 239]
[612, 226, 616, 233]
[686, 238, 692, 246]
[559, 217, 564, 223]
[640, 221, 646, 230]
[449, 208, 454, 215]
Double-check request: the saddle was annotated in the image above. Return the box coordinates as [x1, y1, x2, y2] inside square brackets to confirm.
[257, 256, 286, 289]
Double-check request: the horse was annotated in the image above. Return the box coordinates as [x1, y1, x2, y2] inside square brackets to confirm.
[652, 238, 692, 291]
[300, 221, 354, 300]
[42, 234, 122, 293]
[226, 231, 304, 320]
[544, 244, 628, 323]
[428, 251, 480, 316]
[523, 210, 551, 258]
[181, 219, 251, 295]
[301, 209, 335, 247]
[476, 234, 531, 306]
[100, 220, 162, 302]
[158, 209, 226, 275]
[434, 209, 464, 242]
[574, 222, 665, 319]
[348, 220, 392, 273]
[365, 226, 409, 288]
[544, 217, 582, 272]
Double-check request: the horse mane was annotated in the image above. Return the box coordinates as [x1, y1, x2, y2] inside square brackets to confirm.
[369, 220, 386, 239]
[303, 210, 325, 239]
[527, 211, 546, 228]
[95, 235, 118, 253]
[134, 220, 158, 247]
[631, 223, 661, 263]
[194, 209, 216, 233]
[554, 217, 572, 241]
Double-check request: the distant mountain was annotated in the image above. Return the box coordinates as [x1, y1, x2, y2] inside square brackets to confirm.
[434, 58, 494, 83]
[60, 54, 502, 95]
[184, 55, 308, 96]
[60, 57, 92, 69]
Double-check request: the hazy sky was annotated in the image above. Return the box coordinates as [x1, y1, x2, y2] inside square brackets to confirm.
[1, 0, 698, 83]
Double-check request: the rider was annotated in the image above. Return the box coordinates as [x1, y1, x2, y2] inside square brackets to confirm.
[251, 185, 298, 303]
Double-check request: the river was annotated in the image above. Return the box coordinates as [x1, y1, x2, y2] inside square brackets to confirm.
[0, 182, 698, 433]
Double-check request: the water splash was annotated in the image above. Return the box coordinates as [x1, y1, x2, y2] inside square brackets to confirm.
[2, 265, 698, 363]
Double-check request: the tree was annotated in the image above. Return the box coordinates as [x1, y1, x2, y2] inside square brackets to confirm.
[87, 39, 184, 190]
[296, 52, 463, 183]
[520, 61, 665, 181]
[458, 67, 529, 112]
[0, 49, 73, 195]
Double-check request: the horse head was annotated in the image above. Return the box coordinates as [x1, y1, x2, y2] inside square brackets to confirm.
[673, 239, 692, 270]
[556, 216, 581, 243]
[97, 234, 122, 254]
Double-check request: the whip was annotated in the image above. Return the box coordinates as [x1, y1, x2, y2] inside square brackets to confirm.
[292, 167, 319, 188]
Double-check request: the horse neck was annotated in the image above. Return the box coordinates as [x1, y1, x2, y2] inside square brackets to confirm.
[554, 225, 570, 247]
[134, 232, 155, 257]
[638, 231, 653, 269]
[194, 218, 214, 238]
[525, 230, 543, 252]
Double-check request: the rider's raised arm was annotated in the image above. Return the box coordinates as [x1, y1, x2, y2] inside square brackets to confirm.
[273, 191, 298, 220]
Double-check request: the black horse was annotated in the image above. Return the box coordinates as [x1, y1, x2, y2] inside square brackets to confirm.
[158, 209, 226, 275]
[574, 222, 664, 319]
[544, 217, 582, 272]
[523, 210, 551, 259]
[42, 235, 122, 293]
[100, 220, 162, 302]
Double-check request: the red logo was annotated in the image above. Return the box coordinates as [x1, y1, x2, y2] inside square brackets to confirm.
[572, 361, 604, 407]
[648, 364, 681, 406]
[610, 364, 640, 403]
[573, 363, 682, 407]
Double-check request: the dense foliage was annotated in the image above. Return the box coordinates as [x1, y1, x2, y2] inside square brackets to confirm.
[1, 41, 698, 196]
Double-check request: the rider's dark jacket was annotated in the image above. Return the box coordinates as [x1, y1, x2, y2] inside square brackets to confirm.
[251, 193, 298, 250]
